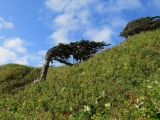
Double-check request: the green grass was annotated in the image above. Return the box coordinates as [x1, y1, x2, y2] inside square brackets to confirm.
[0, 64, 41, 97]
[0, 30, 160, 119]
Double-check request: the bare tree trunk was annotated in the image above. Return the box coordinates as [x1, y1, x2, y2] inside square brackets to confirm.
[40, 59, 50, 81]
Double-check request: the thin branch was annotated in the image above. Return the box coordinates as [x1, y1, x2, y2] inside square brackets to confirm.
[53, 57, 73, 66]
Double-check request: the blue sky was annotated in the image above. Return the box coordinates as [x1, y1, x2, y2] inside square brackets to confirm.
[0, 0, 160, 66]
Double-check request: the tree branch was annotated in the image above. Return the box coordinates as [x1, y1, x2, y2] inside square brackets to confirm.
[53, 57, 73, 66]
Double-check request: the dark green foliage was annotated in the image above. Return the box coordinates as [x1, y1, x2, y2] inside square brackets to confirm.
[70, 40, 107, 62]
[120, 16, 160, 38]
[46, 43, 71, 61]
[46, 40, 108, 65]
[40, 40, 108, 81]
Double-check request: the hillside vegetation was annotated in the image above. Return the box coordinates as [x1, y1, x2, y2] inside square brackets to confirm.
[0, 30, 160, 119]
[0, 64, 41, 97]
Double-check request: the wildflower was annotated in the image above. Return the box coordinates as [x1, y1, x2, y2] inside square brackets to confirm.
[34, 79, 39, 83]
[105, 103, 111, 108]
[81, 72, 86, 75]
[23, 102, 26, 106]
[95, 99, 98, 105]
[83, 105, 91, 112]
[69, 107, 73, 111]
[135, 101, 144, 109]
[81, 84, 84, 87]
[148, 85, 152, 88]
[140, 107, 146, 111]
[135, 104, 139, 109]
[60, 87, 65, 92]
[140, 96, 145, 101]
[154, 81, 158, 85]
[101, 91, 105, 97]
[139, 102, 144, 106]
[136, 98, 139, 103]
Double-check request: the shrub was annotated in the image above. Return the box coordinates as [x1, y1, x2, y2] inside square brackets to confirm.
[120, 16, 160, 38]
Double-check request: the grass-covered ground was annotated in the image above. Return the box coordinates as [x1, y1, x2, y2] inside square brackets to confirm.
[0, 64, 41, 97]
[0, 30, 160, 119]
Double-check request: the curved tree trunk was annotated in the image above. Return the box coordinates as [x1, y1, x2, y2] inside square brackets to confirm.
[39, 57, 73, 81]
[40, 59, 50, 81]
[39, 58, 73, 81]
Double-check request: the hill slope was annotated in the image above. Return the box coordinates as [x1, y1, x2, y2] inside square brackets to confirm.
[0, 64, 41, 96]
[0, 30, 160, 119]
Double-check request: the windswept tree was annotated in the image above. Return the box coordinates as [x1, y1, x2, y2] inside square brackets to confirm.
[40, 40, 110, 81]
[70, 40, 107, 62]
[120, 16, 160, 38]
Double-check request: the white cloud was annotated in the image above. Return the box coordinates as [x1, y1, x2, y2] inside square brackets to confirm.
[50, 29, 69, 44]
[45, 0, 68, 12]
[0, 37, 48, 66]
[44, 0, 145, 45]
[85, 28, 113, 43]
[44, 0, 160, 47]
[0, 17, 14, 30]
[45, 0, 94, 44]
[0, 38, 29, 65]
[14, 56, 29, 65]
[3, 38, 27, 53]
[51, 10, 91, 44]
[0, 18, 32, 65]
[54, 14, 78, 30]
[0, 47, 17, 64]
[0, 16, 47, 67]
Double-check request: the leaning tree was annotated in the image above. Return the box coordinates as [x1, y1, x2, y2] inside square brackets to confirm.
[120, 16, 160, 38]
[40, 40, 110, 81]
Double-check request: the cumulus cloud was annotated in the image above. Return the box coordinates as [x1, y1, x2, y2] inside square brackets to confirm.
[3, 38, 27, 53]
[45, 0, 67, 12]
[0, 38, 28, 65]
[0, 47, 17, 65]
[0, 37, 46, 66]
[50, 29, 69, 44]
[45, 0, 96, 44]
[44, 0, 144, 45]
[0, 16, 46, 66]
[0, 17, 14, 30]
[0, 17, 31, 65]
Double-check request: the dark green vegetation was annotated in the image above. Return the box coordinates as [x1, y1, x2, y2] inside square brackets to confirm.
[0, 64, 41, 97]
[46, 40, 108, 64]
[40, 40, 109, 81]
[120, 16, 160, 38]
[0, 30, 160, 119]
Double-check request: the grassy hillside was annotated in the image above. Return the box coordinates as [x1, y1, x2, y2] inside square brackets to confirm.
[0, 64, 41, 97]
[0, 30, 160, 119]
